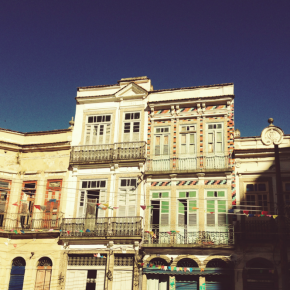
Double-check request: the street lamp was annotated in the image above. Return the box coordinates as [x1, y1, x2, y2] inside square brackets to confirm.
[261, 118, 288, 290]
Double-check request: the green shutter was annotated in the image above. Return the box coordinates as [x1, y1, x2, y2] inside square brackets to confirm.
[161, 201, 169, 213]
[161, 192, 169, 198]
[218, 200, 226, 213]
[189, 191, 196, 198]
[152, 192, 159, 198]
[189, 200, 197, 212]
[207, 200, 215, 212]
[178, 200, 185, 214]
[217, 191, 225, 197]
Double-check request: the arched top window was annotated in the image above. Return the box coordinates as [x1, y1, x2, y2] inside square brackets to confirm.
[149, 258, 169, 266]
[37, 257, 53, 267]
[246, 258, 273, 269]
[206, 259, 229, 268]
[177, 258, 198, 268]
[12, 257, 26, 267]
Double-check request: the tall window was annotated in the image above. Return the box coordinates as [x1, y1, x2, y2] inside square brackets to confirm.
[123, 112, 140, 142]
[245, 182, 269, 213]
[118, 179, 137, 217]
[35, 257, 52, 290]
[0, 180, 10, 225]
[45, 180, 62, 227]
[86, 115, 111, 144]
[206, 190, 227, 227]
[180, 125, 196, 155]
[154, 127, 170, 156]
[8, 257, 26, 290]
[207, 123, 223, 153]
[78, 180, 107, 218]
[151, 192, 170, 226]
[177, 191, 198, 228]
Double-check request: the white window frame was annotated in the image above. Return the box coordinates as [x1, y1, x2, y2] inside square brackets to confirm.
[245, 182, 269, 214]
[118, 178, 138, 217]
[205, 189, 227, 228]
[179, 125, 196, 155]
[154, 127, 170, 157]
[78, 180, 107, 218]
[122, 112, 141, 142]
[85, 115, 112, 145]
[206, 123, 224, 154]
[176, 190, 198, 229]
[150, 190, 170, 229]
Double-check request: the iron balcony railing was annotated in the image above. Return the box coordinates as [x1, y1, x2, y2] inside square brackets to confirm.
[60, 216, 143, 237]
[145, 153, 232, 172]
[0, 212, 62, 231]
[70, 141, 146, 163]
[143, 224, 234, 246]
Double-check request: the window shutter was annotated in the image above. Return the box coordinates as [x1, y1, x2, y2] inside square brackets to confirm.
[43, 270, 51, 290]
[208, 132, 214, 153]
[132, 122, 140, 141]
[45, 202, 52, 213]
[123, 123, 131, 142]
[98, 191, 106, 218]
[95, 270, 105, 290]
[207, 200, 215, 226]
[118, 191, 126, 217]
[128, 191, 136, 216]
[35, 270, 46, 290]
[92, 125, 98, 143]
[155, 136, 161, 156]
[160, 201, 169, 225]
[105, 124, 111, 143]
[65, 270, 87, 290]
[189, 134, 195, 154]
[163, 135, 169, 155]
[78, 191, 85, 218]
[178, 200, 185, 226]
[216, 132, 222, 152]
[21, 203, 28, 214]
[188, 200, 197, 227]
[86, 127, 91, 144]
[218, 200, 226, 225]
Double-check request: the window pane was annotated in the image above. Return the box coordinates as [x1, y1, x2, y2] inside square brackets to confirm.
[156, 128, 160, 133]
[161, 201, 169, 213]
[133, 122, 140, 132]
[207, 200, 215, 212]
[258, 184, 266, 191]
[217, 132, 222, 142]
[189, 200, 197, 212]
[121, 180, 126, 187]
[99, 125, 104, 135]
[179, 192, 186, 198]
[217, 191, 225, 197]
[188, 191, 196, 198]
[97, 116, 102, 122]
[134, 112, 140, 119]
[161, 192, 169, 198]
[88, 116, 94, 123]
[124, 123, 130, 133]
[106, 115, 111, 122]
[181, 134, 186, 144]
[178, 200, 185, 214]
[246, 184, 254, 192]
[131, 179, 137, 187]
[190, 134, 195, 144]
[217, 124, 222, 129]
[152, 192, 159, 198]
[207, 191, 214, 197]
[125, 113, 131, 120]
[218, 200, 226, 213]
[100, 181, 106, 187]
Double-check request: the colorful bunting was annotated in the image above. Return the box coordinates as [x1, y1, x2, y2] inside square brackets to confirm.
[13, 244, 17, 248]
[192, 207, 199, 210]
[228, 209, 234, 213]
[262, 211, 268, 215]
[86, 229, 91, 232]
[34, 205, 41, 210]
[49, 199, 57, 202]
[243, 210, 249, 215]
[12, 203, 19, 206]
[48, 229, 54, 232]
[140, 205, 146, 210]
[200, 268, 204, 272]
[273, 215, 278, 219]
[20, 230, 25, 234]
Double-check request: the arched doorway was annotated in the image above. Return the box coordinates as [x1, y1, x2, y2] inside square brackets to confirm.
[8, 257, 26, 290]
[35, 257, 52, 290]
[243, 258, 276, 290]
[147, 258, 169, 290]
[176, 259, 199, 290]
[205, 258, 232, 290]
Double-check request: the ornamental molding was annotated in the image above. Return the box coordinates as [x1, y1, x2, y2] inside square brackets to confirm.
[261, 119, 284, 146]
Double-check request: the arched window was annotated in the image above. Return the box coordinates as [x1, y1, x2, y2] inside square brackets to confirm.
[206, 258, 229, 268]
[35, 257, 52, 290]
[244, 258, 276, 290]
[149, 258, 169, 266]
[147, 258, 169, 290]
[8, 257, 26, 290]
[177, 258, 198, 268]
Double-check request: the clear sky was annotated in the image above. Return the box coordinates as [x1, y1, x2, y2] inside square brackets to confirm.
[0, 0, 289, 136]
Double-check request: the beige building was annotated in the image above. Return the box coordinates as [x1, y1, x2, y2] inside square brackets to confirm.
[0, 126, 72, 290]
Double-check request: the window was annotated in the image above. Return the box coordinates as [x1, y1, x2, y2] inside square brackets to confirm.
[45, 180, 62, 227]
[78, 180, 107, 218]
[151, 192, 170, 226]
[0, 180, 10, 223]
[154, 127, 170, 156]
[245, 182, 269, 214]
[123, 112, 140, 142]
[9, 257, 26, 290]
[118, 179, 137, 217]
[207, 123, 223, 153]
[86, 115, 111, 144]
[206, 190, 227, 227]
[180, 131, 195, 155]
[180, 125, 196, 132]
[35, 257, 52, 290]
[177, 191, 198, 228]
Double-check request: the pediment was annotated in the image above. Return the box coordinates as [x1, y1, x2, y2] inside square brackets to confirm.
[115, 82, 148, 99]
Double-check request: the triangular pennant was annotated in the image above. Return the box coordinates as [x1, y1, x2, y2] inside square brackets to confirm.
[168, 266, 171, 271]
[140, 205, 146, 210]
[86, 229, 91, 232]
[164, 266, 167, 270]
[113, 207, 119, 209]
[34, 205, 41, 210]
[273, 215, 278, 219]
[243, 210, 249, 215]
[13, 244, 17, 248]
[20, 230, 25, 234]
[12, 203, 19, 206]
[48, 229, 54, 232]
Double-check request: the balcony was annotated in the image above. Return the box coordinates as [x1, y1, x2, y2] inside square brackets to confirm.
[0, 212, 62, 233]
[60, 217, 143, 240]
[145, 153, 232, 174]
[70, 141, 146, 165]
[143, 224, 234, 247]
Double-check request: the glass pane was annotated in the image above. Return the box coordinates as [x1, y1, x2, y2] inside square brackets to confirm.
[164, 135, 168, 145]
[216, 142, 222, 152]
[155, 136, 160, 145]
[125, 113, 131, 120]
[133, 122, 140, 132]
[124, 123, 130, 133]
[246, 184, 254, 192]
[161, 192, 169, 198]
[217, 191, 225, 197]
[156, 128, 160, 133]
[152, 192, 159, 198]
[190, 134, 195, 144]
[99, 125, 104, 135]
[217, 132, 222, 142]
[179, 192, 186, 198]
[97, 116, 102, 122]
[0, 181, 9, 188]
[88, 116, 94, 123]
[207, 191, 214, 197]
[258, 184, 266, 191]
[189, 200, 197, 212]
[188, 191, 196, 198]
[181, 126, 186, 132]
[181, 145, 186, 154]
[134, 112, 140, 119]
[181, 134, 186, 144]
[208, 133, 213, 143]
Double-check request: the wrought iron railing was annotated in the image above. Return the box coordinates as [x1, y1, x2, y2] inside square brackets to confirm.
[145, 153, 232, 172]
[60, 216, 143, 237]
[70, 141, 146, 163]
[143, 224, 234, 246]
[0, 212, 62, 231]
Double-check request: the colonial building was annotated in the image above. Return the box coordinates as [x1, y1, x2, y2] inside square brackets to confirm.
[0, 126, 72, 290]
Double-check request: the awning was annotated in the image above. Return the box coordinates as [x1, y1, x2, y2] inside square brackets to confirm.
[143, 267, 231, 276]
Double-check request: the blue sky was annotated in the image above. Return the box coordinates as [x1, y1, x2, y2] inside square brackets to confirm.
[0, 0, 289, 136]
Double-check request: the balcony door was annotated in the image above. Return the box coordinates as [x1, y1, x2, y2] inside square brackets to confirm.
[179, 125, 196, 170]
[153, 127, 170, 171]
[123, 112, 140, 142]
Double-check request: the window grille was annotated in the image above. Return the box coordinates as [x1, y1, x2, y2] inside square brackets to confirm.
[177, 258, 198, 268]
[38, 257, 52, 267]
[114, 255, 134, 266]
[68, 255, 107, 266]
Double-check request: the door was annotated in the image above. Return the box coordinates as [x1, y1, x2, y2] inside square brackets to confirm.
[65, 270, 87, 290]
[179, 132, 196, 170]
[153, 132, 170, 171]
[8, 266, 25, 290]
[35, 269, 51, 290]
[113, 270, 133, 290]
[146, 275, 168, 290]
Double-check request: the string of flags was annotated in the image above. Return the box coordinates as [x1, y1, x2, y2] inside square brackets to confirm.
[93, 253, 106, 258]
[139, 263, 205, 273]
[0, 228, 57, 234]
